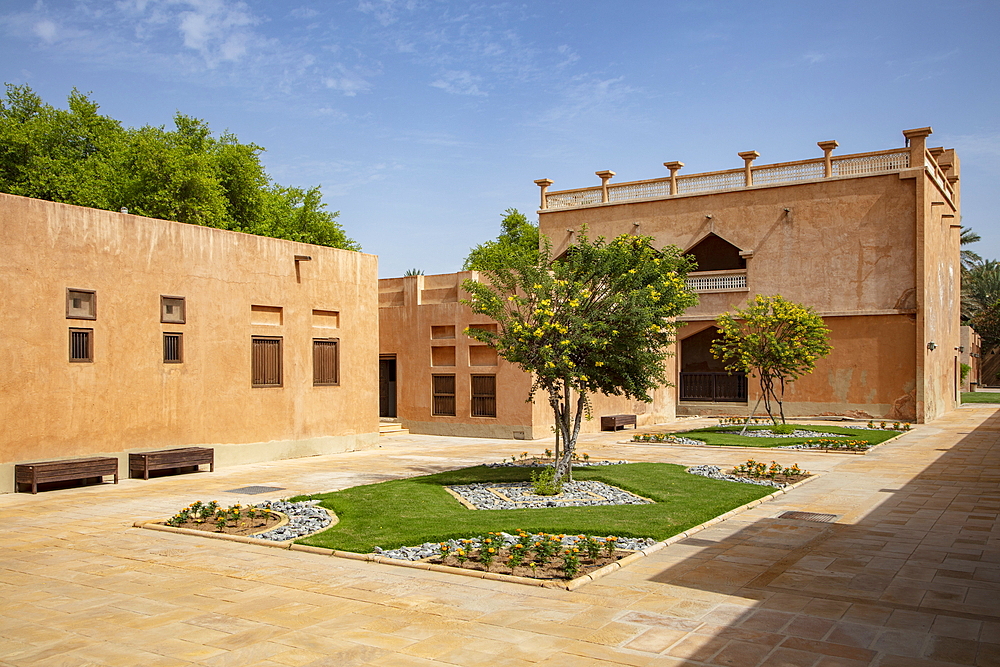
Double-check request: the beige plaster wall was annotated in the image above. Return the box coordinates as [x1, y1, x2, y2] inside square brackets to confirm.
[912, 150, 962, 421]
[0, 193, 380, 491]
[540, 161, 959, 422]
[542, 173, 918, 317]
[378, 272, 675, 439]
[379, 272, 537, 439]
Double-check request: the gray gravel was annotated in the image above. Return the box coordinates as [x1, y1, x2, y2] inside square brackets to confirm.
[448, 480, 652, 510]
[251, 499, 332, 541]
[631, 435, 704, 445]
[485, 460, 628, 468]
[686, 464, 788, 489]
[726, 429, 848, 438]
[374, 532, 658, 561]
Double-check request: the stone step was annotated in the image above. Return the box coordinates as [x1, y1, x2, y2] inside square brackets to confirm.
[379, 423, 409, 436]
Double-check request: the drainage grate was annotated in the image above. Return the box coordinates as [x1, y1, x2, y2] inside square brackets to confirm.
[225, 485, 286, 495]
[779, 510, 838, 523]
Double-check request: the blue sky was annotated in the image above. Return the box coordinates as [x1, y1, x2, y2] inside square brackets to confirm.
[2, 0, 998, 277]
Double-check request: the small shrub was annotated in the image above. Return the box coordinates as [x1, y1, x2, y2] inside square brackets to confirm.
[772, 424, 795, 435]
[530, 466, 562, 496]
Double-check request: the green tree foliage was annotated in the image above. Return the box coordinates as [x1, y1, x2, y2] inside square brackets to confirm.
[462, 208, 539, 271]
[963, 259, 1000, 323]
[711, 295, 832, 425]
[0, 84, 359, 250]
[463, 231, 698, 483]
[971, 299, 1000, 350]
[961, 226, 982, 271]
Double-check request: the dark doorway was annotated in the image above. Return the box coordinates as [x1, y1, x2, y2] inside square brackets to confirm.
[379, 356, 397, 418]
[679, 327, 747, 402]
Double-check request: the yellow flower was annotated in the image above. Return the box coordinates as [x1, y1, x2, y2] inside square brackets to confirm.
[595, 361, 604, 366]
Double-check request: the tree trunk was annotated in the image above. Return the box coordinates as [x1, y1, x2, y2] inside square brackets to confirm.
[550, 379, 587, 485]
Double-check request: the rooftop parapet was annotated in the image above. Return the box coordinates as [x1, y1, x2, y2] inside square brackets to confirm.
[535, 128, 956, 211]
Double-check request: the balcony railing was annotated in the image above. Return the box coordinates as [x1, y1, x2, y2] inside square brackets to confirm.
[686, 272, 747, 292]
[679, 372, 748, 403]
[543, 148, 915, 210]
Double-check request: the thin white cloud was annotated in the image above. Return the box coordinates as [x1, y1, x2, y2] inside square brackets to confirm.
[32, 18, 57, 43]
[803, 52, 826, 64]
[430, 69, 486, 96]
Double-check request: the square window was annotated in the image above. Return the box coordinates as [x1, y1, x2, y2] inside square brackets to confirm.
[161, 296, 186, 323]
[252, 337, 282, 387]
[431, 325, 456, 339]
[69, 328, 93, 362]
[432, 374, 456, 416]
[313, 339, 339, 386]
[471, 375, 497, 418]
[431, 346, 456, 366]
[163, 333, 183, 363]
[66, 289, 96, 320]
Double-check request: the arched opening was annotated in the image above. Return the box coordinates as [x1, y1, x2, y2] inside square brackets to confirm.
[686, 233, 746, 272]
[679, 327, 747, 402]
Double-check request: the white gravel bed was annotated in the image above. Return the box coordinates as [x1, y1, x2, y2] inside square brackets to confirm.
[374, 532, 657, 561]
[720, 429, 849, 438]
[486, 460, 628, 468]
[448, 480, 652, 510]
[686, 464, 788, 489]
[631, 435, 704, 445]
[251, 500, 332, 541]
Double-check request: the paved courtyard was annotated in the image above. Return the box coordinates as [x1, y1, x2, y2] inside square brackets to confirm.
[2, 406, 999, 666]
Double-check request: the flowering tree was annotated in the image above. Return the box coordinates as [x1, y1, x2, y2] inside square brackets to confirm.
[711, 295, 832, 425]
[463, 232, 697, 484]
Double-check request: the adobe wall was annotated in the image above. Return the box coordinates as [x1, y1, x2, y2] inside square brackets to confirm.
[540, 164, 958, 422]
[379, 272, 538, 439]
[913, 148, 962, 420]
[540, 173, 918, 316]
[0, 193, 380, 492]
[379, 272, 675, 440]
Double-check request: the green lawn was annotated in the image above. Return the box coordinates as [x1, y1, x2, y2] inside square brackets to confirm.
[671, 424, 901, 448]
[962, 392, 1000, 404]
[292, 463, 773, 553]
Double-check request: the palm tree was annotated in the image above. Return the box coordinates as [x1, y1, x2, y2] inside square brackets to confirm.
[963, 259, 1000, 321]
[961, 226, 982, 271]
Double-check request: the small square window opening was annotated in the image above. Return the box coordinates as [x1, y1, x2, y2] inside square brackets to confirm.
[161, 296, 186, 323]
[69, 328, 93, 362]
[66, 289, 96, 320]
[163, 333, 183, 363]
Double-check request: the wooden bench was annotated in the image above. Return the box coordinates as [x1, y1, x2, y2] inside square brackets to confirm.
[601, 414, 637, 431]
[15, 457, 118, 494]
[129, 447, 214, 480]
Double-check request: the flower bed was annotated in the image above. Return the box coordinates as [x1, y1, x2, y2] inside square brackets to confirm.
[158, 499, 332, 541]
[377, 530, 655, 580]
[779, 438, 872, 452]
[688, 459, 810, 489]
[162, 500, 281, 536]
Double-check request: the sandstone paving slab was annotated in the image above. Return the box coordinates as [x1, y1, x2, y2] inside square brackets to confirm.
[4, 413, 1000, 665]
